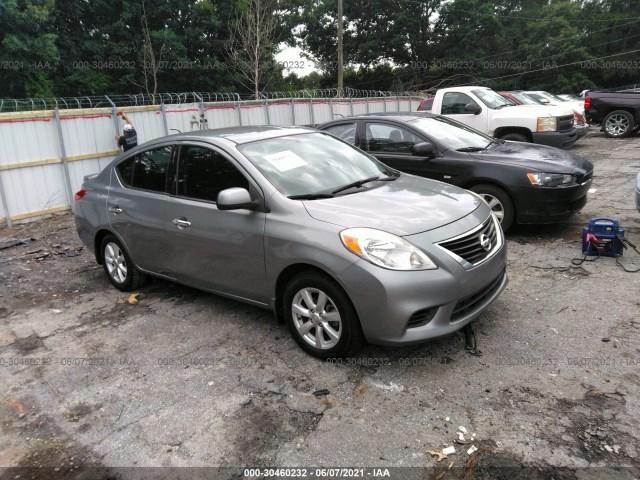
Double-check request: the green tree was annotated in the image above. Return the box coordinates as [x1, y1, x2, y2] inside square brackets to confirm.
[0, 0, 59, 97]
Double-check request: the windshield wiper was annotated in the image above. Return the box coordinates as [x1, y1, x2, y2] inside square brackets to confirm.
[457, 146, 487, 152]
[331, 175, 394, 195]
[288, 193, 335, 200]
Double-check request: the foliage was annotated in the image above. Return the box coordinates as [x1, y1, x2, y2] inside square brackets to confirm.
[1, 0, 639, 98]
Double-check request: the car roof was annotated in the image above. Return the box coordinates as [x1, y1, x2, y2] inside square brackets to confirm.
[159, 126, 315, 145]
[322, 112, 437, 124]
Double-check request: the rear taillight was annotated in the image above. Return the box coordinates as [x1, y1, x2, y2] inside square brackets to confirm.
[584, 97, 590, 109]
[74, 189, 88, 202]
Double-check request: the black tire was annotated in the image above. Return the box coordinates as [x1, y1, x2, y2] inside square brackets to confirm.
[100, 234, 146, 291]
[282, 271, 363, 359]
[470, 184, 515, 232]
[500, 132, 529, 143]
[603, 110, 635, 138]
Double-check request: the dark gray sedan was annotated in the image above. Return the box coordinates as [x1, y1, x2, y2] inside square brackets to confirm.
[74, 127, 507, 358]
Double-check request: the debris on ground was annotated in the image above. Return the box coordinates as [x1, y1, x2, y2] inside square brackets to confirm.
[427, 450, 447, 462]
[128, 293, 140, 305]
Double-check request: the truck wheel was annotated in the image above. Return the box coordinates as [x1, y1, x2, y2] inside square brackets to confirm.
[470, 185, 514, 232]
[500, 132, 529, 143]
[603, 110, 635, 138]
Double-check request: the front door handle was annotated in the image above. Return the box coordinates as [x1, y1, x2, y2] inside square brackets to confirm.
[108, 205, 123, 214]
[172, 218, 191, 229]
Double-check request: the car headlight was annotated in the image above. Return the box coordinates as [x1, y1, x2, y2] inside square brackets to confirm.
[527, 172, 574, 187]
[340, 228, 437, 270]
[536, 117, 557, 132]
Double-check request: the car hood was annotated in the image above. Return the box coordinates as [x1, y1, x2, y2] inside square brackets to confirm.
[494, 104, 573, 118]
[468, 141, 593, 174]
[302, 175, 482, 236]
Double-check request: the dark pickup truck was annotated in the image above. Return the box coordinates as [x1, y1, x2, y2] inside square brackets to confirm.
[584, 91, 640, 138]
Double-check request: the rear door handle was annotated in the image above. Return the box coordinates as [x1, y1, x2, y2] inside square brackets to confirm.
[108, 205, 123, 214]
[172, 218, 191, 229]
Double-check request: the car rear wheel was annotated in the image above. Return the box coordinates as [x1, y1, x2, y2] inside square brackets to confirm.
[283, 271, 362, 359]
[500, 132, 529, 143]
[603, 110, 635, 138]
[470, 185, 514, 232]
[101, 235, 146, 291]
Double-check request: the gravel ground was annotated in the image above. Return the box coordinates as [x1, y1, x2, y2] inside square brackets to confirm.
[1, 128, 639, 480]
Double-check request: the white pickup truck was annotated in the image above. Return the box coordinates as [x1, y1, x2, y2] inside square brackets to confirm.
[425, 86, 578, 149]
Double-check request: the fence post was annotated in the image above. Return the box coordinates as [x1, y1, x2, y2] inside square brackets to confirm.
[397, 95, 400, 111]
[0, 171, 12, 227]
[309, 96, 315, 126]
[53, 109, 74, 206]
[160, 103, 169, 135]
[236, 100, 243, 126]
[329, 97, 334, 118]
[349, 98, 354, 116]
[105, 96, 121, 135]
[265, 97, 271, 125]
[291, 97, 296, 125]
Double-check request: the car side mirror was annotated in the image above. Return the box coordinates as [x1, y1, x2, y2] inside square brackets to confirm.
[464, 103, 482, 115]
[217, 187, 254, 211]
[412, 142, 437, 158]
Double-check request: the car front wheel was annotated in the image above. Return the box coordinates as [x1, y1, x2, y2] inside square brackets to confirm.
[101, 235, 146, 291]
[470, 184, 514, 232]
[283, 271, 362, 359]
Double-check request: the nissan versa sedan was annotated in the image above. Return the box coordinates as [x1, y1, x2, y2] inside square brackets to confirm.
[74, 127, 507, 359]
[319, 113, 594, 231]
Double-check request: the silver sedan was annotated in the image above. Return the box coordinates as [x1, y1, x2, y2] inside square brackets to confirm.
[74, 127, 507, 358]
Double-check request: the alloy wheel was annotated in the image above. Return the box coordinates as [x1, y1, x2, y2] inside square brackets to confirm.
[291, 287, 342, 350]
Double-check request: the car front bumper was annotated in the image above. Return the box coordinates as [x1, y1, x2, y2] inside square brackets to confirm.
[337, 214, 508, 346]
[575, 125, 588, 139]
[512, 179, 591, 224]
[531, 129, 578, 149]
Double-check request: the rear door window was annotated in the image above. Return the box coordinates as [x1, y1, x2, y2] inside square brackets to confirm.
[116, 145, 173, 192]
[323, 123, 357, 144]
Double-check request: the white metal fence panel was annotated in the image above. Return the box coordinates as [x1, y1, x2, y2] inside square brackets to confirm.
[241, 102, 269, 126]
[268, 101, 294, 126]
[311, 101, 333, 124]
[0, 112, 59, 168]
[164, 104, 201, 135]
[205, 104, 239, 129]
[331, 100, 354, 118]
[60, 109, 116, 158]
[0, 95, 422, 225]
[293, 99, 312, 125]
[1, 164, 68, 220]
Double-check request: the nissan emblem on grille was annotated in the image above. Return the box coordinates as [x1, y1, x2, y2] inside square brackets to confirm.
[480, 234, 492, 252]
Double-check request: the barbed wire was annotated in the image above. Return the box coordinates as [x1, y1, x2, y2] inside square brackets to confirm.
[0, 88, 419, 113]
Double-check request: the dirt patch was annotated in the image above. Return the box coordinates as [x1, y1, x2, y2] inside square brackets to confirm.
[222, 394, 322, 467]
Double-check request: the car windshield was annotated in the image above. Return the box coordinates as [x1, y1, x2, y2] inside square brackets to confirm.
[542, 91, 567, 103]
[409, 116, 494, 151]
[471, 89, 512, 109]
[238, 132, 394, 197]
[510, 92, 539, 105]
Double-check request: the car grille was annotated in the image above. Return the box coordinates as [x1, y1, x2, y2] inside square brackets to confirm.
[437, 216, 498, 267]
[451, 269, 506, 322]
[558, 115, 575, 133]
